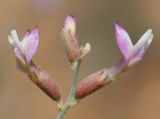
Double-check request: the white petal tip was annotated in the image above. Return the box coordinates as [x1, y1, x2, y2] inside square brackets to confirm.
[144, 29, 153, 46]
[84, 43, 91, 52]
[147, 29, 152, 33]
[11, 29, 17, 35]
[80, 42, 91, 59]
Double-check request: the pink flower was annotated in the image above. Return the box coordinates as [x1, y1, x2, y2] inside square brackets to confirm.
[8, 26, 39, 65]
[61, 15, 91, 62]
[108, 22, 153, 77]
[115, 22, 153, 67]
[8, 27, 61, 101]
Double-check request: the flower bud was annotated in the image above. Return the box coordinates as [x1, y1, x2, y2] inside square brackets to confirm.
[61, 15, 91, 63]
[76, 68, 111, 99]
[61, 15, 79, 62]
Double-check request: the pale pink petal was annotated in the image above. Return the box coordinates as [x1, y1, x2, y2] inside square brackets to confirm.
[22, 29, 30, 39]
[107, 57, 126, 77]
[14, 48, 26, 64]
[8, 30, 27, 63]
[21, 26, 39, 63]
[129, 29, 153, 66]
[15, 48, 27, 73]
[115, 22, 133, 61]
[64, 15, 76, 36]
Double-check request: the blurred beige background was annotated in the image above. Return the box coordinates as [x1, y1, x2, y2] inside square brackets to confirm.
[0, 0, 160, 119]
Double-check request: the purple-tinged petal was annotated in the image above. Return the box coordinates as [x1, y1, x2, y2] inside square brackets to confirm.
[14, 48, 25, 63]
[64, 15, 76, 36]
[22, 29, 30, 39]
[133, 29, 153, 56]
[8, 27, 39, 73]
[15, 49, 28, 73]
[129, 29, 153, 66]
[14, 47, 26, 71]
[21, 26, 39, 64]
[107, 57, 127, 77]
[115, 22, 133, 61]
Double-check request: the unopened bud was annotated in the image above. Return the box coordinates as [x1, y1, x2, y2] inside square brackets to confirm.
[61, 15, 91, 63]
[61, 15, 79, 62]
[28, 62, 61, 101]
[76, 68, 112, 99]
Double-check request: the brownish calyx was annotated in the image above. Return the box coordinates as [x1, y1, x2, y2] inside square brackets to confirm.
[75, 68, 112, 99]
[28, 62, 61, 101]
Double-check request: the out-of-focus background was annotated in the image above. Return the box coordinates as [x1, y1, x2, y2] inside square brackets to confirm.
[0, 0, 160, 119]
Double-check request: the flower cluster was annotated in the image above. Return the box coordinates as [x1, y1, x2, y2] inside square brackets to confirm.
[8, 15, 153, 103]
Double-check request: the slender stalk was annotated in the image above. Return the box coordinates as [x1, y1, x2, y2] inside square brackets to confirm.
[56, 60, 81, 119]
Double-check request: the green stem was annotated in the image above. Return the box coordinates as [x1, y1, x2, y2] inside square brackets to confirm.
[56, 60, 81, 119]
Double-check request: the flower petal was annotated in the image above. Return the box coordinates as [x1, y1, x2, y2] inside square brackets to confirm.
[15, 48, 27, 72]
[22, 29, 30, 39]
[107, 57, 127, 77]
[129, 29, 153, 66]
[10, 30, 22, 52]
[14, 47, 26, 65]
[64, 15, 76, 36]
[8, 35, 16, 49]
[115, 22, 133, 61]
[80, 42, 91, 59]
[8, 30, 26, 63]
[21, 26, 39, 63]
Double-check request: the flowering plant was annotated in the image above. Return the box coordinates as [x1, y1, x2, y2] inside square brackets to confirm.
[9, 15, 153, 119]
